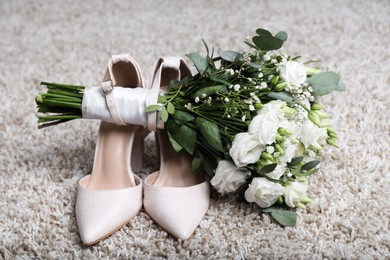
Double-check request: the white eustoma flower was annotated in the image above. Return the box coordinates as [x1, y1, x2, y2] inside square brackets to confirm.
[266, 163, 287, 180]
[279, 138, 299, 163]
[229, 132, 264, 167]
[283, 180, 309, 208]
[299, 119, 328, 148]
[210, 160, 250, 195]
[280, 60, 307, 88]
[245, 177, 284, 208]
[248, 100, 286, 145]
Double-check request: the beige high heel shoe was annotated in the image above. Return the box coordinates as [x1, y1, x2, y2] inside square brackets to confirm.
[75, 54, 145, 245]
[143, 57, 210, 240]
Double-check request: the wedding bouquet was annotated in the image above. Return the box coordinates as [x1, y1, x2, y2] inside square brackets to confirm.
[36, 28, 345, 226]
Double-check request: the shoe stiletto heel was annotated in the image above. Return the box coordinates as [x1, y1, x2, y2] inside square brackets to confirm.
[75, 54, 145, 245]
[143, 57, 210, 240]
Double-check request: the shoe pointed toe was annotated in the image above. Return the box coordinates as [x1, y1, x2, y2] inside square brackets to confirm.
[144, 176, 210, 239]
[76, 175, 143, 245]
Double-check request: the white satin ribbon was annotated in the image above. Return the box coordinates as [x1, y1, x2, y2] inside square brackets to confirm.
[82, 86, 151, 127]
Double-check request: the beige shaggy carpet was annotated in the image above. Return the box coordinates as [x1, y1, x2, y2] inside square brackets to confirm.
[1, 0, 389, 258]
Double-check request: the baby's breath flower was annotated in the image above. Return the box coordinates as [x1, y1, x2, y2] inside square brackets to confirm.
[266, 146, 275, 154]
[260, 82, 268, 89]
[227, 114, 231, 118]
[249, 105, 255, 111]
[263, 54, 271, 61]
[195, 96, 200, 103]
[268, 75, 274, 81]
[271, 59, 278, 64]
[202, 93, 207, 98]
[241, 115, 246, 121]
[258, 72, 263, 78]
[224, 97, 230, 103]
[233, 84, 241, 91]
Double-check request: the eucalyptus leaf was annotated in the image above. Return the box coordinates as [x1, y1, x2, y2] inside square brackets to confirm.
[256, 28, 272, 37]
[196, 117, 224, 152]
[275, 31, 288, 42]
[171, 110, 195, 125]
[217, 49, 242, 62]
[186, 52, 208, 75]
[191, 156, 204, 171]
[161, 107, 169, 122]
[144, 104, 161, 112]
[260, 163, 277, 174]
[288, 156, 304, 167]
[301, 160, 320, 171]
[167, 131, 183, 152]
[308, 71, 344, 96]
[267, 91, 294, 105]
[167, 102, 175, 114]
[166, 121, 197, 154]
[252, 35, 284, 51]
[193, 85, 227, 99]
[263, 208, 297, 227]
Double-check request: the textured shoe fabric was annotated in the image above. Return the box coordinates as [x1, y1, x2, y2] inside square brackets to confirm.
[143, 173, 210, 240]
[76, 174, 143, 245]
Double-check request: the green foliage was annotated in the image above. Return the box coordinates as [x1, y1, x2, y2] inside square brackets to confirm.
[308, 71, 346, 96]
[263, 208, 297, 227]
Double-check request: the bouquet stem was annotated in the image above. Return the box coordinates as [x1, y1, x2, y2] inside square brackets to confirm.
[35, 82, 85, 129]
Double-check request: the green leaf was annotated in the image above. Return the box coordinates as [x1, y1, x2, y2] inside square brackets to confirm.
[288, 156, 304, 167]
[196, 117, 224, 152]
[167, 102, 175, 114]
[275, 31, 288, 42]
[186, 52, 208, 75]
[301, 160, 320, 171]
[161, 107, 169, 122]
[145, 104, 161, 112]
[260, 163, 277, 174]
[217, 49, 242, 62]
[308, 71, 345, 96]
[256, 28, 272, 37]
[167, 131, 183, 152]
[252, 36, 284, 51]
[166, 121, 197, 154]
[201, 39, 210, 57]
[191, 156, 204, 172]
[171, 110, 195, 125]
[267, 91, 294, 105]
[192, 85, 228, 99]
[157, 95, 168, 103]
[263, 208, 297, 227]
[210, 77, 232, 86]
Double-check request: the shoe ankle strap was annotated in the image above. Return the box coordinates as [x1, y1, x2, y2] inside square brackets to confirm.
[101, 54, 144, 125]
[147, 57, 191, 131]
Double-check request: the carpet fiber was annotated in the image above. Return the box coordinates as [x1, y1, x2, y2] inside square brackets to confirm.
[1, 0, 389, 258]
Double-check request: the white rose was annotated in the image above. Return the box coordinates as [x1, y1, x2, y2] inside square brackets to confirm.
[283, 181, 309, 208]
[299, 120, 328, 148]
[280, 61, 307, 87]
[249, 101, 286, 145]
[244, 177, 284, 208]
[229, 132, 264, 167]
[210, 160, 250, 195]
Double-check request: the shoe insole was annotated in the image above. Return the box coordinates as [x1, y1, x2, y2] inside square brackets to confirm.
[87, 121, 138, 190]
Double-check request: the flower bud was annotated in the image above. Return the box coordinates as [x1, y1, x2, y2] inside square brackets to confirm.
[281, 104, 296, 119]
[311, 103, 325, 110]
[308, 110, 322, 127]
[275, 143, 285, 155]
[296, 202, 306, 209]
[310, 142, 322, 151]
[255, 103, 264, 110]
[278, 127, 293, 137]
[327, 138, 340, 148]
[35, 94, 43, 103]
[261, 151, 274, 161]
[304, 67, 321, 75]
[274, 82, 287, 91]
[271, 75, 280, 85]
[301, 196, 313, 204]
